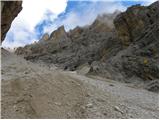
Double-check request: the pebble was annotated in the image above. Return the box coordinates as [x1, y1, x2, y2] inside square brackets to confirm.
[54, 102, 61, 106]
[85, 93, 90, 97]
[109, 84, 114, 86]
[114, 106, 124, 114]
[86, 103, 93, 108]
[103, 112, 107, 116]
[24, 71, 29, 74]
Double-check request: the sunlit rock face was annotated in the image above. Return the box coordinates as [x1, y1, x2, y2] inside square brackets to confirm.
[49, 25, 71, 48]
[50, 26, 68, 41]
[41, 33, 49, 41]
[1, 1, 22, 42]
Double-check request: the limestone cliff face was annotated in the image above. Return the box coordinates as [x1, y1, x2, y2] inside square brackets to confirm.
[114, 1, 159, 47]
[1, 1, 22, 42]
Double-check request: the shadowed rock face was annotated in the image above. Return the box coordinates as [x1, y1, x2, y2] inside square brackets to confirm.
[15, 1, 159, 91]
[1, 1, 22, 42]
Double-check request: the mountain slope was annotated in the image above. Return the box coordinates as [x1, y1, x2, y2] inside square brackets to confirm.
[15, 1, 159, 91]
[2, 48, 159, 118]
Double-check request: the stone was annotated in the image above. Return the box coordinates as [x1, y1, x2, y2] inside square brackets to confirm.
[114, 106, 123, 114]
[54, 102, 62, 106]
[76, 63, 91, 75]
[145, 79, 159, 93]
[86, 103, 93, 108]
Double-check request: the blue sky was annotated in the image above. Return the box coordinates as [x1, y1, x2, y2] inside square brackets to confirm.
[2, 0, 157, 49]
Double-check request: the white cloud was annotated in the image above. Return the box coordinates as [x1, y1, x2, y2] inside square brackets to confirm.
[43, 1, 126, 33]
[21, 0, 67, 31]
[141, 0, 158, 6]
[39, 0, 158, 34]
[2, 0, 68, 49]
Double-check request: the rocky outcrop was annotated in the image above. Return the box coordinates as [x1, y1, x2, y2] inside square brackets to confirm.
[50, 26, 68, 41]
[106, 1, 159, 81]
[1, 1, 22, 42]
[15, 1, 159, 91]
[49, 25, 71, 49]
[114, 1, 159, 47]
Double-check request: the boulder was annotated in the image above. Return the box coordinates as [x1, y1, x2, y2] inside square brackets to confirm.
[76, 63, 91, 75]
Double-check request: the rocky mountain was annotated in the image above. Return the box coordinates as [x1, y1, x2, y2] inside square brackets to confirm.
[1, 1, 22, 42]
[16, 11, 120, 68]
[15, 1, 159, 92]
[2, 43, 159, 119]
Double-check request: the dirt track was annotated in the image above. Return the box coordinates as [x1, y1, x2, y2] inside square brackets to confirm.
[1, 49, 159, 118]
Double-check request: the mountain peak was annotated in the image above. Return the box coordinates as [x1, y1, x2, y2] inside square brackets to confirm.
[49, 25, 67, 41]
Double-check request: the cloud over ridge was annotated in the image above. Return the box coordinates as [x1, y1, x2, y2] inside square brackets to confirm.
[2, 0, 157, 49]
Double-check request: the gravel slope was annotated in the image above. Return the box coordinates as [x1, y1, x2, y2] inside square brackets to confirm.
[1, 49, 159, 118]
